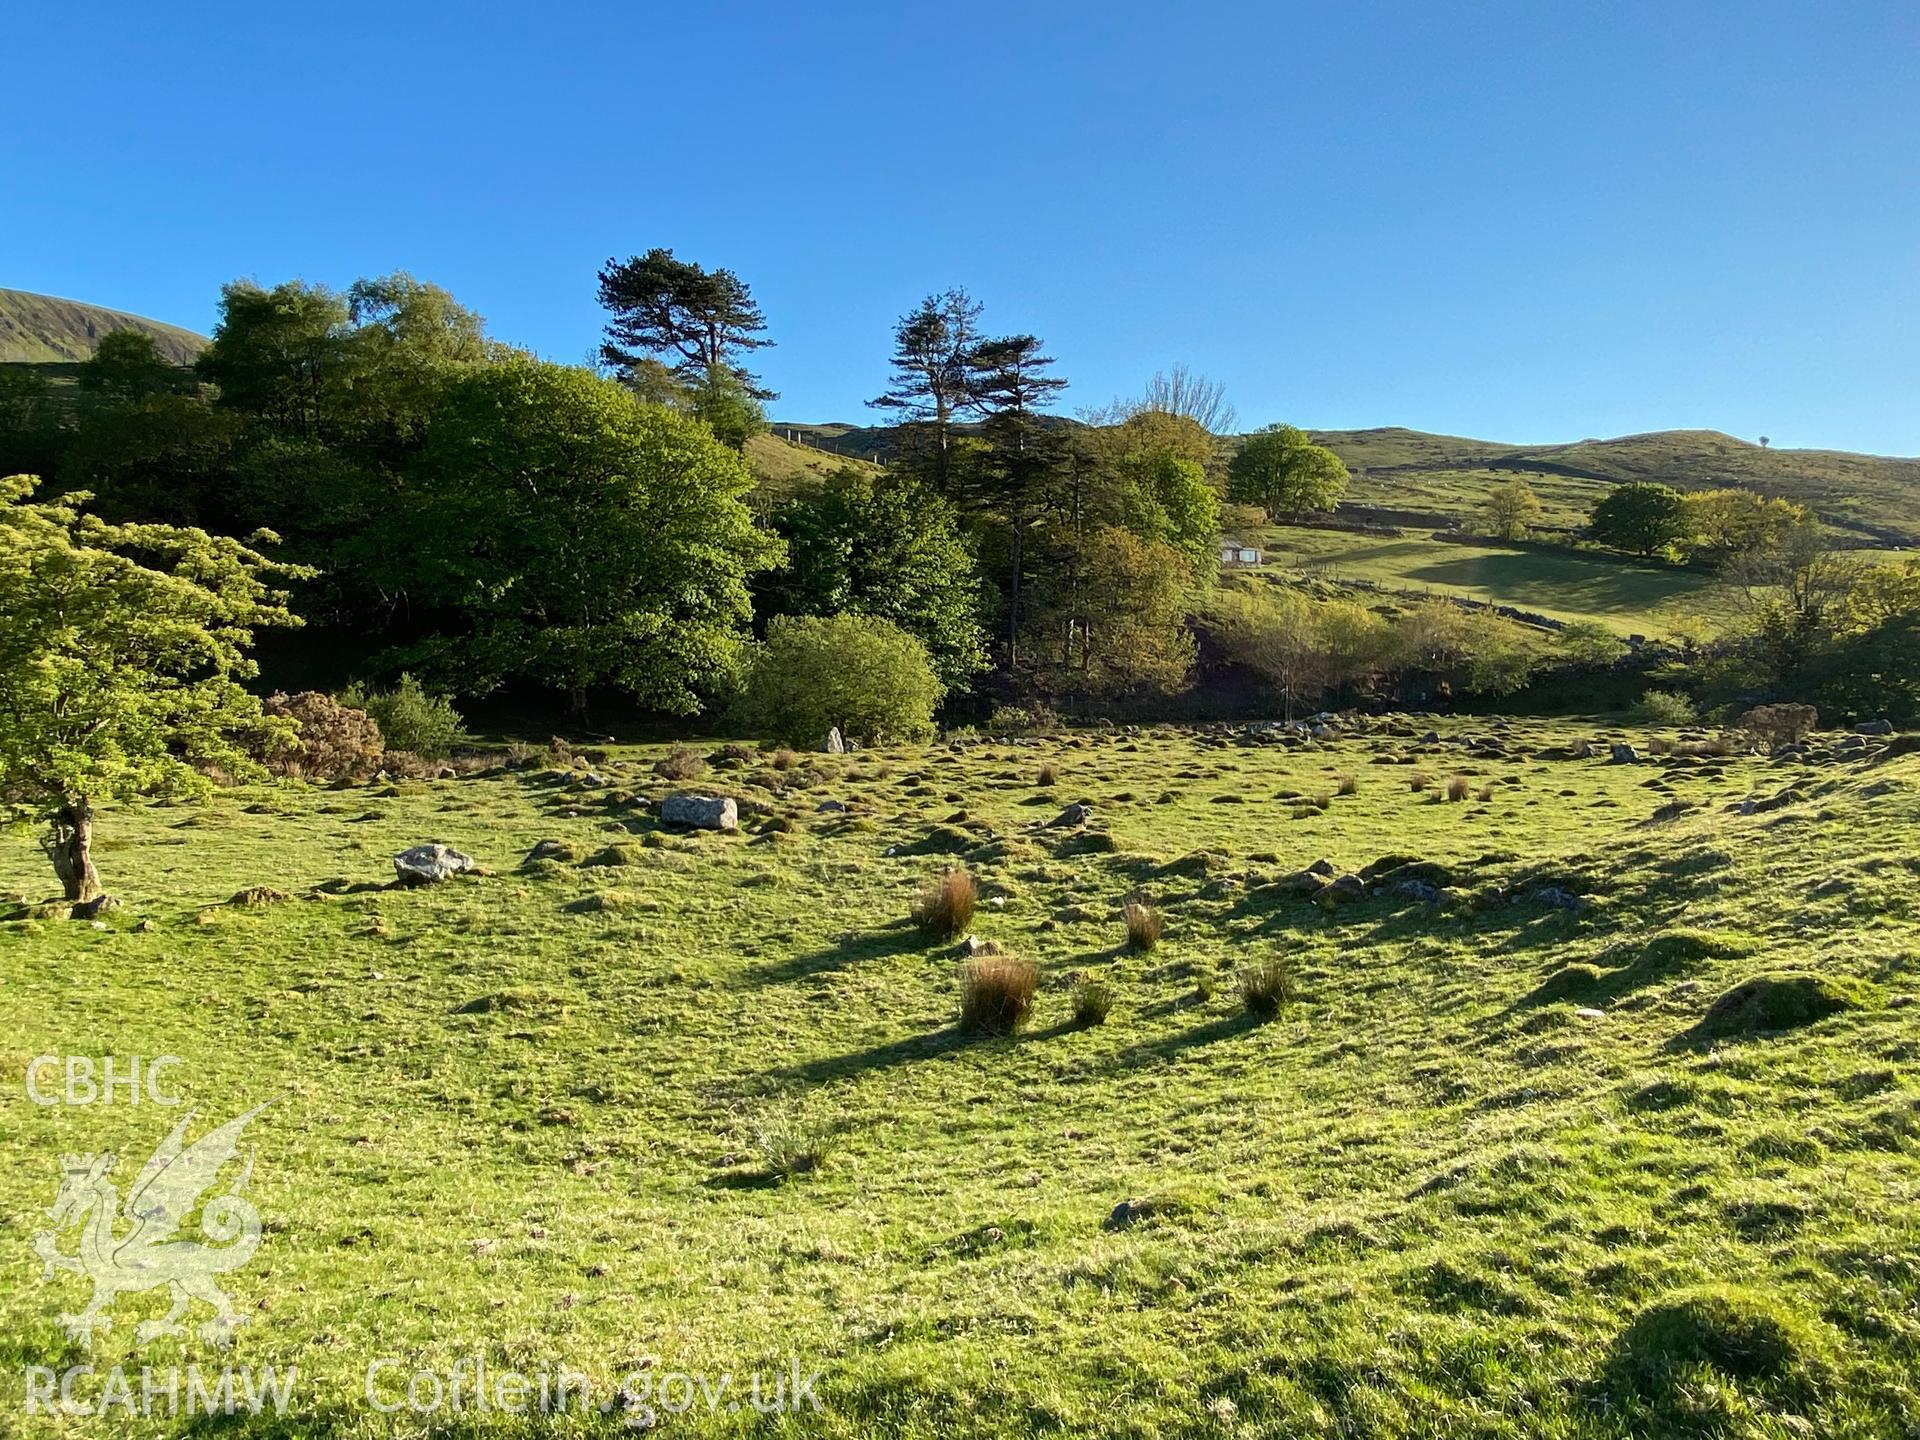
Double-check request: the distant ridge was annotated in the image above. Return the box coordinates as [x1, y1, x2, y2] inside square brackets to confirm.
[0, 287, 206, 364]
[776, 419, 1920, 544]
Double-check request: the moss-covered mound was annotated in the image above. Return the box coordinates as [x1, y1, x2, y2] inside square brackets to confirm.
[1603, 1286, 1828, 1407]
[1688, 973, 1877, 1041]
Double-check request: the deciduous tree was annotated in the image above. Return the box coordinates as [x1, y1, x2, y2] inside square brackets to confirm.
[1227, 425, 1349, 519]
[0, 475, 304, 902]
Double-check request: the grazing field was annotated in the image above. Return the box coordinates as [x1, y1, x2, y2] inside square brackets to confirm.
[1245, 524, 1727, 635]
[4, 720, 1918, 1436]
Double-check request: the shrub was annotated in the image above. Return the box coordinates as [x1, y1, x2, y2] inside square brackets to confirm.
[988, 702, 1060, 735]
[1636, 689, 1699, 726]
[1123, 901, 1162, 951]
[653, 744, 707, 781]
[339, 674, 462, 759]
[1733, 703, 1818, 749]
[261, 692, 385, 780]
[1072, 979, 1114, 1026]
[737, 615, 945, 748]
[1242, 959, 1292, 1017]
[960, 956, 1039, 1034]
[912, 868, 978, 939]
[1445, 775, 1471, 802]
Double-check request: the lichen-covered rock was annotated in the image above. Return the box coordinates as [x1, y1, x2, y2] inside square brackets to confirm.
[393, 843, 477, 886]
[660, 794, 738, 831]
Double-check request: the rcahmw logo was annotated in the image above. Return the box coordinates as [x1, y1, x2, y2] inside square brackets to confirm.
[23, 1059, 293, 1417]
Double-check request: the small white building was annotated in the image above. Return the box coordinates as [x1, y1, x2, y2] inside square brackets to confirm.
[1219, 539, 1262, 568]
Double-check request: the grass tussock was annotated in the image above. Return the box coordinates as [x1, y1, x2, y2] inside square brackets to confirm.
[1035, 763, 1058, 787]
[1242, 959, 1292, 1017]
[751, 1103, 839, 1180]
[912, 868, 978, 939]
[1123, 900, 1163, 950]
[1072, 978, 1113, 1026]
[1475, 782, 1495, 803]
[1336, 774, 1358, 796]
[1446, 775, 1471, 802]
[960, 956, 1039, 1035]
[1410, 773, 1432, 793]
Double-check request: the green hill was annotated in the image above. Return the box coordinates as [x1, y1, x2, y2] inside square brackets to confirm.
[1313, 426, 1920, 544]
[777, 418, 1920, 544]
[0, 287, 206, 364]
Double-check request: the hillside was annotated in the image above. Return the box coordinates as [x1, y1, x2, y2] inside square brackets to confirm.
[779, 418, 1920, 544]
[1314, 426, 1920, 544]
[0, 287, 206, 364]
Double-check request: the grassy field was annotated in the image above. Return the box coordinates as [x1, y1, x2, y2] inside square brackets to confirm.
[1243, 523, 1727, 636]
[3, 719, 1918, 1436]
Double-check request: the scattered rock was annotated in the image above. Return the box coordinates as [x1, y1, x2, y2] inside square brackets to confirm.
[956, 934, 1002, 957]
[1316, 874, 1368, 907]
[72, 894, 124, 919]
[1855, 719, 1894, 735]
[660, 794, 738, 831]
[1574, 1006, 1606, 1020]
[1306, 857, 1336, 877]
[228, 885, 290, 906]
[521, 839, 578, 866]
[393, 843, 478, 886]
[1276, 869, 1329, 895]
[1609, 743, 1640, 765]
[1528, 886, 1582, 912]
[1048, 803, 1091, 828]
[815, 800, 847, 813]
[824, 727, 845, 754]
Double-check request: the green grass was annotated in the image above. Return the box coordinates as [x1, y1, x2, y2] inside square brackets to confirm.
[1244, 522, 1727, 635]
[3, 720, 1918, 1435]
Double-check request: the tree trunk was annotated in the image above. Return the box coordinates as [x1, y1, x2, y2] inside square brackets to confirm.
[48, 800, 101, 903]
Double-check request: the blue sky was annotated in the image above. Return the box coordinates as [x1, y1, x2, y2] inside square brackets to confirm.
[5, 2, 1916, 453]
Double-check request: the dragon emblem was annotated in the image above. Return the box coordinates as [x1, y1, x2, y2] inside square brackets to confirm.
[33, 1101, 272, 1347]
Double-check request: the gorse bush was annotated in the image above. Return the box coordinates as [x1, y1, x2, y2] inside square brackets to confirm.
[960, 956, 1039, 1034]
[737, 614, 945, 748]
[1637, 689, 1699, 726]
[339, 674, 461, 759]
[912, 868, 977, 938]
[261, 692, 384, 780]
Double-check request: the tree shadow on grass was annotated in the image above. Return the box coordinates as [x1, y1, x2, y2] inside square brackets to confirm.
[770, 1019, 1080, 1086]
[743, 921, 929, 985]
[1098, 1008, 1266, 1071]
